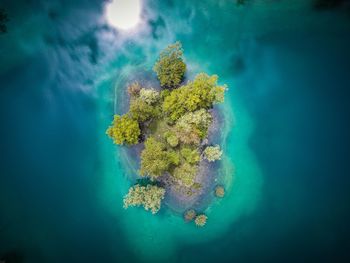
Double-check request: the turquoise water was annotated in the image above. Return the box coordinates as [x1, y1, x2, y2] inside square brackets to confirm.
[1, 0, 350, 262]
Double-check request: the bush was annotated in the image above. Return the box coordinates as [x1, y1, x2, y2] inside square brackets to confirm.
[215, 185, 225, 198]
[181, 147, 200, 164]
[204, 145, 223, 162]
[123, 184, 165, 214]
[153, 42, 186, 88]
[166, 134, 179, 147]
[194, 214, 207, 227]
[106, 114, 140, 145]
[173, 162, 197, 187]
[140, 137, 179, 179]
[184, 209, 196, 221]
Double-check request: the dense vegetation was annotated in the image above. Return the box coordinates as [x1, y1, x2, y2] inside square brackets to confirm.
[107, 42, 227, 225]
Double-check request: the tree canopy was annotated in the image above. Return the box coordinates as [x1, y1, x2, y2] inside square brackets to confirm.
[106, 114, 140, 145]
[163, 73, 226, 121]
[153, 41, 186, 88]
[140, 137, 180, 179]
[173, 162, 198, 187]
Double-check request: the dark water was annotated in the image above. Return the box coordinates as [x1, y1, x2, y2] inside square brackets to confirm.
[1, 0, 350, 262]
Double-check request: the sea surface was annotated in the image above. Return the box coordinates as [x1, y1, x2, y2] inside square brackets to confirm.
[1, 0, 350, 262]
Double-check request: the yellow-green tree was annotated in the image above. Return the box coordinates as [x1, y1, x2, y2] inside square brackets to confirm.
[106, 114, 140, 145]
[129, 98, 161, 122]
[123, 184, 165, 214]
[140, 137, 180, 179]
[163, 73, 226, 121]
[181, 147, 200, 164]
[173, 162, 197, 187]
[153, 42, 186, 88]
[175, 109, 212, 144]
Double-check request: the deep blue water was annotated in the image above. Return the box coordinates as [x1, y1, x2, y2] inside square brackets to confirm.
[1, 0, 350, 262]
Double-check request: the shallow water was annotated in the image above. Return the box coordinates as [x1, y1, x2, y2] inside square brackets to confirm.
[1, 0, 350, 262]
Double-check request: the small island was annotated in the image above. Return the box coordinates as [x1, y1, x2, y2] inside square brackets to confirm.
[107, 42, 227, 226]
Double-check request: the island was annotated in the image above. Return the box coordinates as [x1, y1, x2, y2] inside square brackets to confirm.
[107, 42, 227, 227]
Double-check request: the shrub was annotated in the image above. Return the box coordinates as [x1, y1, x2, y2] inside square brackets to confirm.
[181, 147, 200, 164]
[166, 134, 179, 147]
[173, 162, 197, 187]
[123, 184, 165, 214]
[184, 209, 196, 221]
[215, 185, 225, 198]
[194, 214, 207, 227]
[204, 145, 223, 162]
[106, 114, 140, 145]
[153, 42, 186, 88]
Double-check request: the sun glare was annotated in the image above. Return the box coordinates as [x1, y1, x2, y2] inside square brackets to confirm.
[105, 0, 142, 30]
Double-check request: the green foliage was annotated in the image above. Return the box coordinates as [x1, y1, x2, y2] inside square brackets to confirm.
[164, 131, 179, 147]
[123, 184, 165, 214]
[181, 147, 200, 164]
[163, 73, 226, 121]
[195, 214, 207, 227]
[175, 109, 212, 144]
[139, 88, 160, 104]
[106, 114, 140, 145]
[167, 134, 179, 147]
[173, 162, 197, 187]
[129, 98, 160, 122]
[140, 137, 179, 179]
[127, 82, 141, 97]
[160, 89, 171, 100]
[153, 42, 186, 88]
[204, 145, 223, 162]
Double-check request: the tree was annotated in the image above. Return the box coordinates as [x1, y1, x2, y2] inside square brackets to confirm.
[175, 109, 212, 144]
[204, 145, 223, 162]
[181, 147, 200, 164]
[173, 162, 197, 187]
[129, 98, 160, 122]
[123, 184, 165, 214]
[106, 114, 140, 145]
[140, 137, 179, 179]
[139, 88, 160, 104]
[195, 214, 207, 227]
[153, 42, 186, 88]
[163, 73, 226, 121]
